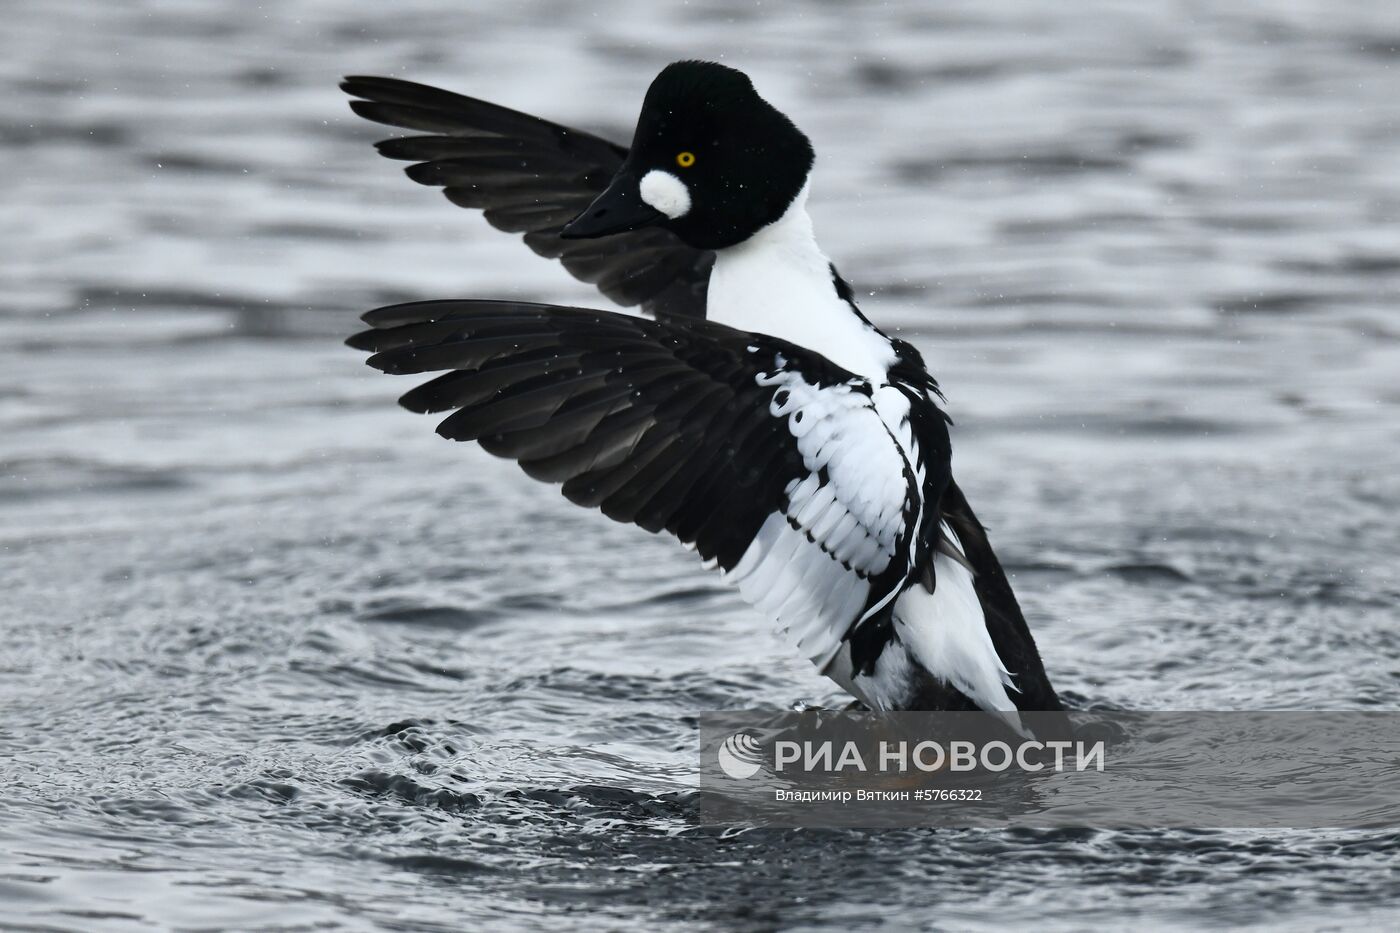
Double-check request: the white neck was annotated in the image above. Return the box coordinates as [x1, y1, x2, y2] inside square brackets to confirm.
[706, 185, 895, 380]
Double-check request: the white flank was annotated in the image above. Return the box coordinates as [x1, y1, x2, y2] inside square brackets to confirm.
[893, 523, 1024, 735]
[639, 169, 691, 219]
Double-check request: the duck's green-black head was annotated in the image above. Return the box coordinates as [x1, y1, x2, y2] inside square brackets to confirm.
[561, 60, 815, 250]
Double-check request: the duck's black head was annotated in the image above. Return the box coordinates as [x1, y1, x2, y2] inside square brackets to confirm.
[561, 61, 815, 251]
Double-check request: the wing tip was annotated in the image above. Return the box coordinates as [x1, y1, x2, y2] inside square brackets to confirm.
[364, 350, 418, 376]
[402, 161, 441, 185]
[340, 75, 403, 103]
[347, 298, 572, 355]
[340, 74, 425, 99]
[346, 98, 395, 125]
[345, 329, 379, 352]
[358, 301, 437, 328]
[373, 137, 419, 161]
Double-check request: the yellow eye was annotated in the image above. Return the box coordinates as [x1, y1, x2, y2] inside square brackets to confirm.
[676, 151, 696, 168]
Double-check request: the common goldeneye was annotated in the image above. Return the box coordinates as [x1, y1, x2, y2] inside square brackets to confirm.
[343, 61, 1064, 730]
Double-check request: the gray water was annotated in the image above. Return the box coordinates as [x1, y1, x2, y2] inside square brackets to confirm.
[3, 0, 1400, 929]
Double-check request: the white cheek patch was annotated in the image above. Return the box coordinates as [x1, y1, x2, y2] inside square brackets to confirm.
[639, 169, 692, 219]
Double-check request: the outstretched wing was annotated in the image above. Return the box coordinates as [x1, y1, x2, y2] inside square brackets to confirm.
[348, 299, 921, 668]
[341, 77, 714, 320]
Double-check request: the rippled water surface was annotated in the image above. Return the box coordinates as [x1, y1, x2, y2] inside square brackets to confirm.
[4, 1, 1400, 929]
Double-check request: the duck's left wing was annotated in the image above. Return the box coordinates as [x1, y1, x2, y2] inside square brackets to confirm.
[348, 299, 922, 670]
[341, 77, 713, 320]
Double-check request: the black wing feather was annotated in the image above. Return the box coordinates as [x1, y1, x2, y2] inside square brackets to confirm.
[342, 77, 714, 320]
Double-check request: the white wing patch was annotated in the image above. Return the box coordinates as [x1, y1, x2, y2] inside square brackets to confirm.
[726, 365, 916, 672]
[729, 513, 872, 670]
[760, 370, 908, 568]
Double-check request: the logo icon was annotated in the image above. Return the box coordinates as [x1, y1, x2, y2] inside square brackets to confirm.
[717, 730, 764, 780]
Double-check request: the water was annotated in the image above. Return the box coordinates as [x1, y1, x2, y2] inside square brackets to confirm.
[3, 0, 1399, 928]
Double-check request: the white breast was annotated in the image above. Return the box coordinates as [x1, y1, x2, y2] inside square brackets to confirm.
[705, 184, 896, 381]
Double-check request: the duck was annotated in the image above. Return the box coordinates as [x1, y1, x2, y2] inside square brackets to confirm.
[342, 61, 1064, 731]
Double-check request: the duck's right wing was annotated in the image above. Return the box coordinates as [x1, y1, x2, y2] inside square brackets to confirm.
[347, 299, 922, 671]
[342, 77, 714, 320]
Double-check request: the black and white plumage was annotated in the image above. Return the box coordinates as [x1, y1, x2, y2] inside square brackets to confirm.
[344, 61, 1065, 727]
